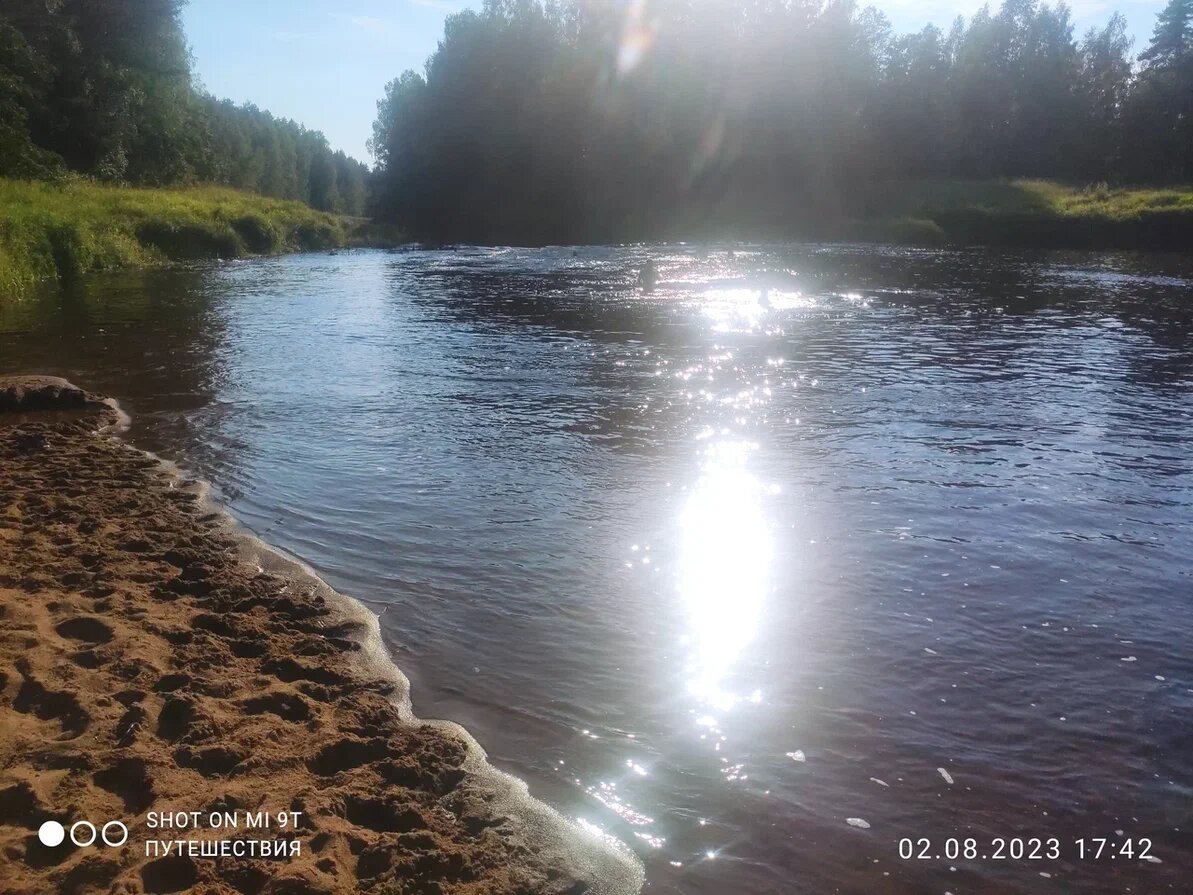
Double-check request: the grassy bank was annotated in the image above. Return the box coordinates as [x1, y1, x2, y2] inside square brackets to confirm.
[4, 180, 1188, 300]
[0, 179, 393, 300]
[846, 180, 1193, 250]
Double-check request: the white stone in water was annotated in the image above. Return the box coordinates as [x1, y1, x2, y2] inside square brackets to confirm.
[786, 750, 806, 762]
[870, 777, 889, 787]
[937, 767, 954, 784]
[924, 647, 938, 655]
[846, 817, 870, 829]
[1121, 656, 1137, 662]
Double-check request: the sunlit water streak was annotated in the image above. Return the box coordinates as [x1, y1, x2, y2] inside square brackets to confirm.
[678, 439, 770, 712]
[3, 244, 1192, 894]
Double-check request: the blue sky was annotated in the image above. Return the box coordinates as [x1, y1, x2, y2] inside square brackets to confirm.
[183, 0, 1167, 166]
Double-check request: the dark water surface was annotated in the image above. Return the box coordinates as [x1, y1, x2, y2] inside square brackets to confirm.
[3, 246, 1192, 893]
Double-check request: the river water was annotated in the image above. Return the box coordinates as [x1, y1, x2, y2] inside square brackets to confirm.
[2, 245, 1191, 893]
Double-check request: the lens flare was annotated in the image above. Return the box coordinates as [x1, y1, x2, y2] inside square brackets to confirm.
[617, 0, 657, 76]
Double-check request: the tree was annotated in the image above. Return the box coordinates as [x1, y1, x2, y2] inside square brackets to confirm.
[1139, 0, 1192, 68]
[0, 2, 370, 210]
[368, 0, 1193, 242]
[1077, 15, 1132, 178]
[0, 15, 61, 178]
[1128, 0, 1193, 180]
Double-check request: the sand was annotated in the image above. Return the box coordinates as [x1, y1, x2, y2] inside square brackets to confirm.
[0, 376, 642, 895]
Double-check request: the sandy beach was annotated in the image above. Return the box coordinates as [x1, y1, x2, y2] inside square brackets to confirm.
[0, 376, 641, 895]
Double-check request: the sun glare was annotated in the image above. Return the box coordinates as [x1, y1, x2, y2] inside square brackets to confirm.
[617, 0, 658, 75]
[678, 440, 771, 711]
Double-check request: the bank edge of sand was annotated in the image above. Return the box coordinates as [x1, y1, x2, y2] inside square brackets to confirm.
[0, 376, 644, 895]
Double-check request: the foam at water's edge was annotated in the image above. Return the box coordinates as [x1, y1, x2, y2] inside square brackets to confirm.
[89, 385, 645, 894]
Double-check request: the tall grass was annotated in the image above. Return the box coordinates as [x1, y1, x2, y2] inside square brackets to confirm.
[0, 179, 357, 299]
[4, 179, 1188, 300]
[853, 179, 1193, 250]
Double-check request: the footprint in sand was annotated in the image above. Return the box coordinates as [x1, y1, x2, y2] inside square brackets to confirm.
[13, 676, 90, 737]
[344, 795, 429, 834]
[309, 738, 391, 777]
[94, 756, 156, 812]
[242, 691, 313, 722]
[55, 616, 113, 644]
[174, 745, 246, 778]
[155, 696, 206, 743]
[154, 673, 192, 693]
[141, 854, 199, 894]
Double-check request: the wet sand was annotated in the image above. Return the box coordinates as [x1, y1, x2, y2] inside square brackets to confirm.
[0, 376, 641, 895]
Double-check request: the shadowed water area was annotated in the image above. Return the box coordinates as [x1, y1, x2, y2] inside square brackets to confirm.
[2, 245, 1191, 894]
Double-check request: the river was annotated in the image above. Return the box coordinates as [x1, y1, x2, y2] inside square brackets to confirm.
[2, 244, 1191, 894]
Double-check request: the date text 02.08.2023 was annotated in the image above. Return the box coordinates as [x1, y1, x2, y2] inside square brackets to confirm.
[898, 837, 1158, 862]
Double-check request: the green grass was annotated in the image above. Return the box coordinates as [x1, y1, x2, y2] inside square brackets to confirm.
[4, 179, 1187, 299]
[850, 179, 1193, 250]
[0, 179, 373, 299]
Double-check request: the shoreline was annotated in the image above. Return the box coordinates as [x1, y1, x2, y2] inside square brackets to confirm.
[386, 179, 1193, 253]
[5, 178, 1190, 306]
[0, 375, 643, 895]
[0, 180, 403, 302]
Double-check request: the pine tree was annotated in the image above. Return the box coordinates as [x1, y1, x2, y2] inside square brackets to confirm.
[1139, 0, 1192, 67]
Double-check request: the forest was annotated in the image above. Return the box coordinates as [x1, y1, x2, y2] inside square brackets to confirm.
[2, 0, 1191, 246]
[370, 0, 1193, 243]
[0, 0, 369, 215]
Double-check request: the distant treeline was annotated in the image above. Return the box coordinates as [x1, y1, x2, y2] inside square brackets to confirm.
[0, 0, 368, 215]
[371, 0, 1193, 243]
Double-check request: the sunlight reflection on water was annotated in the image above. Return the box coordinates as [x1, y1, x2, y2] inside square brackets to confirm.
[678, 440, 771, 712]
[700, 287, 815, 332]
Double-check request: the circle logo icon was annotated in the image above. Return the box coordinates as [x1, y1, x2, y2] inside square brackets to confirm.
[69, 821, 97, 847]
[36, 818, 129, 848]
[37, 821, 65, 847]
[101, 821, 128, 847]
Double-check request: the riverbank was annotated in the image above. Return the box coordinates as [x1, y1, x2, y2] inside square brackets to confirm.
[0, 180, 401, 301]
[387, 178, 1192, 251]
[0, 376, 641, 895]
[6, 179, 1188, 302]
[842, 179, 1193, 250]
